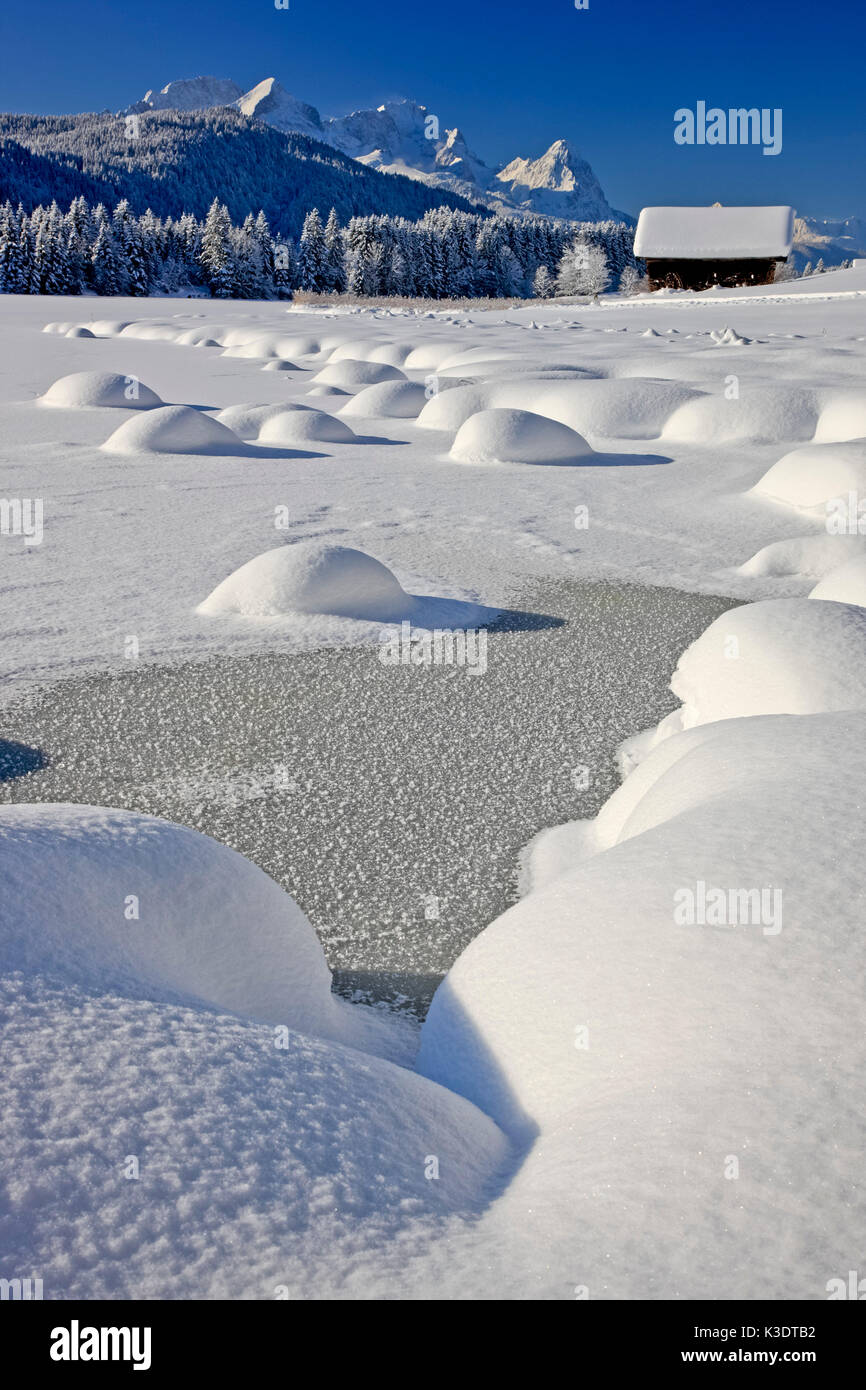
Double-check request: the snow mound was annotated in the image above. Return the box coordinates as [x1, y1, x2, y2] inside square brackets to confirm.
[417, 710, 866, 1280]
[175, 326, 229, 346]
[258, 408, 357, 444]
[339, 380, 428, 418]
[221, 335, 304, 360]
[326, 337, 394, 364]
[39, 371, 162, 410]
[642, 327, 662, 338]
[709, 326, 751, 346]
[262, 333, 322, 358]
[403, 340, 468, 369]
[42, 321, 74, 334]
[450, 408, 594, 466]
[213, 402, 310, 439]
[752, 440, 866, 509]
[261, 359, 298, 372]
[814, 392, 866, 443]
[198, 541, 415, 621]
[669, 598, 866, 728]
[118, 322, 182, 342]
[664, 387, 820, 444]
[0, 803, 347, 1040]
[1, 977, 506, 1298]
[102, 405, 246, 456]
[415, 706, 866, 1298]
[736, 533, 865, 579]
[368, 342, 415, 366]
[306, 384, 350, 397]
[435, 347, 523, 373]
[312, 359, 407, 389]
[417, 377, 698, 440]
[86, 320, 132, 337]
[64, 325, 95, 338]
[810, 556, 866, 606]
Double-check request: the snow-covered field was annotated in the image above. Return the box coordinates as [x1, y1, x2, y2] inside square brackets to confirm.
[2, 268, 865, 1298]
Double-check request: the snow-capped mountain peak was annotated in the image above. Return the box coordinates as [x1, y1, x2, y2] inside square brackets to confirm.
[121, 76, 625, 223]
[235, 78, 324, 140]
[495, 139, 615, 220]
[126, 76, 244, 116]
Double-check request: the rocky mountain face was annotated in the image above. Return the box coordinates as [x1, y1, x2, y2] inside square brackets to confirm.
[122, 77, 629, 223]
[791, 215, 866, 270]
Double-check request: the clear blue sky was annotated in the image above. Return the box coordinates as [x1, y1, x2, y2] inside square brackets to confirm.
[2, 0, 864, 220]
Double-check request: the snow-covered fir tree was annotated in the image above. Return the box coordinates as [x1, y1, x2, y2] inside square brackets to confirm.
[299, 209, 329, 292]
[200, 199, 236, 298]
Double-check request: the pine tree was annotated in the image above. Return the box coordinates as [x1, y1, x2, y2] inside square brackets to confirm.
[498, 245, 523, 298]
[200, 199, 236, 298]
[299, 208, 328, 292]
[91, 221, 121, 295]
[254, 210, 276, 291]
[272, 238, 298, 297]
[0, 204, 20, 293]
[323, 208, 345, 292]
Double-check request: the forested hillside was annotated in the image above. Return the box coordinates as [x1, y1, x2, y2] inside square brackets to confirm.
[0, 108, 485, 241]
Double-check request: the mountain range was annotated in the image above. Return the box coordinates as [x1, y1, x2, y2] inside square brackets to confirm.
[790, 215, 866, 271]
[0, 107, 492, 240]
[122, 75, 629, 224]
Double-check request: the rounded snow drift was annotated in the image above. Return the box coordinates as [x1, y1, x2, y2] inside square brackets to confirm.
[0, 802, 338, 1036]
[752, 440, 866, 510]
[736, 534, 866, 580]
[665, 387, 820, 446]
[312, 359, 406, 390]
[198, 540, 414, 622]
[261, 359, 299, 372]
[65, 325, 95, 339]
[102, 404, 246, 455]
[40, 371, 163, 410]
[86, 320, 132, 338]
[175, 326, 227, 347]
[258, 409, 357, 445]
[671, 597, 866, 727]
[306, 384, 350, 398]
[340, 380, 428, 419]
[214, 402, 309, 439]
[810, 556, 866, 607]
[450, 407, 594, 466]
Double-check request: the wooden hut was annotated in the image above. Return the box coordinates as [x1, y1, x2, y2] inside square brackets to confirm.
[634, 205, 794, 291]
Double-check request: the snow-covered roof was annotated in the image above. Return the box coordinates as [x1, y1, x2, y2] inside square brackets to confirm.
[634, 206, 794, 260]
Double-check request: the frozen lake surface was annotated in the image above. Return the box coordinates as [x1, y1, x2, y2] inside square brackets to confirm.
[1, 578, 733, 1014]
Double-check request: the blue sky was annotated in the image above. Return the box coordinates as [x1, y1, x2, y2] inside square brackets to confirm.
[2, 0, 864, 220]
